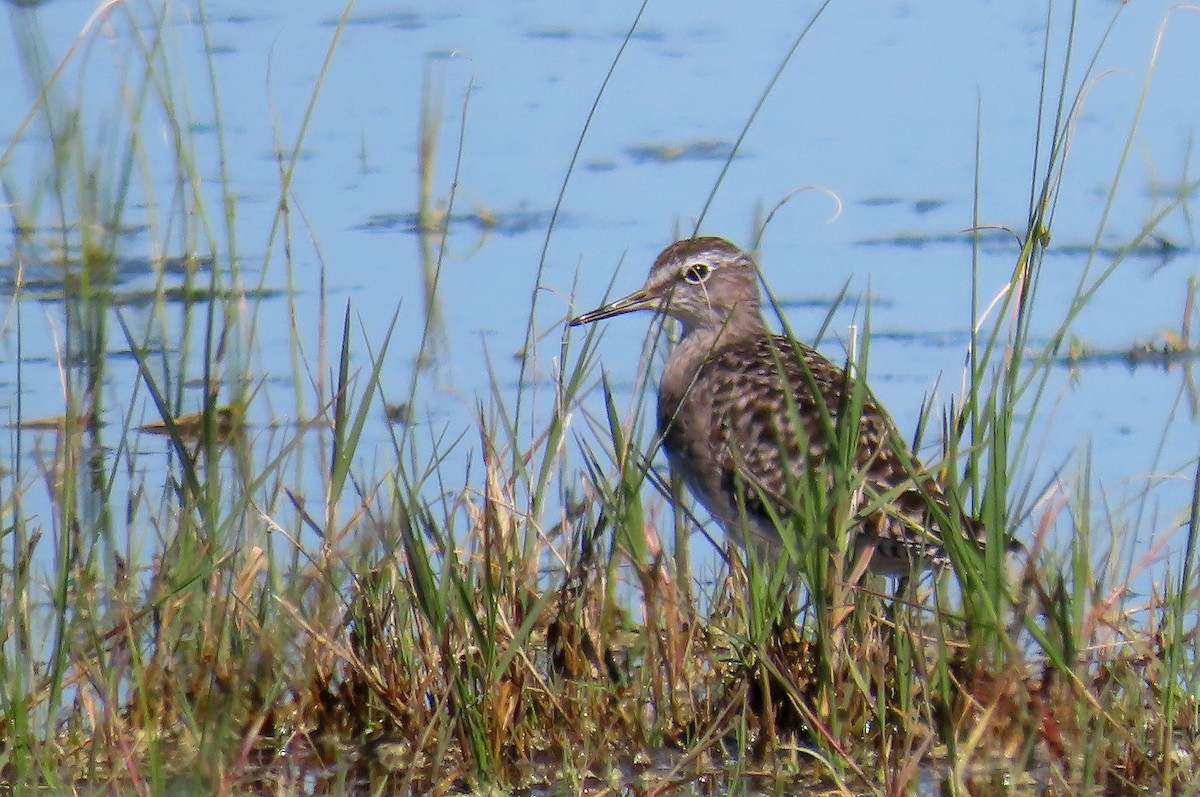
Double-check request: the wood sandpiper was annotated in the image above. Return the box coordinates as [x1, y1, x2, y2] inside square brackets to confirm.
[570, 236, 990, 575]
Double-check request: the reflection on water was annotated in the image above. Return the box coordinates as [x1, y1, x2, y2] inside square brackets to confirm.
[625, 138, 739, 165]
[179, 737, 1049, 796]
[357, 206, 554, 237]
[856, 228, 1188, 265]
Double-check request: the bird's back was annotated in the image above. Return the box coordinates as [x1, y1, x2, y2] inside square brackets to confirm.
[658, 332, 971, 569]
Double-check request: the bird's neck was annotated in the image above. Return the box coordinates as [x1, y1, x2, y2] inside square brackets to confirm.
[667, 311, 766, 384]
[676, 297, 764, 335]
[676, 304, 767, 342]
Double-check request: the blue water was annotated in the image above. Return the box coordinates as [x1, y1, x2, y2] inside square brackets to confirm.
[2, 0, 1199, 582]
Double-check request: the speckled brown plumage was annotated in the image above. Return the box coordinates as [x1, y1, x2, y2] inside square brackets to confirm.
[571, 236, 985, 574]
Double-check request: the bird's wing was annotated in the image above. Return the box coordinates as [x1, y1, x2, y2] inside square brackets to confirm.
[702, 336, 959, 544]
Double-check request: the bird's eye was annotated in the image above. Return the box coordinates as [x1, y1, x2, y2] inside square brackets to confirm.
[683, 262, 712, 284]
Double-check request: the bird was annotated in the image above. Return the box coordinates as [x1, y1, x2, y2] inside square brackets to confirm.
[569, 235, 989, 576]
